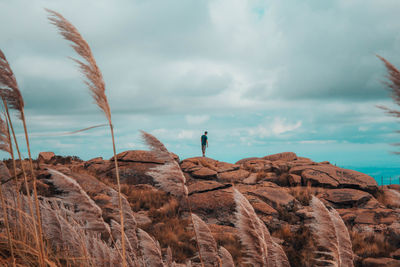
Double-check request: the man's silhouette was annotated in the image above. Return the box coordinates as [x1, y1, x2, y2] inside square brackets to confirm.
[201, 131, 208, 157]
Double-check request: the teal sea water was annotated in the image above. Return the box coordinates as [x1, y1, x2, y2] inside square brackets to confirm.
[345, 166, 400, 186]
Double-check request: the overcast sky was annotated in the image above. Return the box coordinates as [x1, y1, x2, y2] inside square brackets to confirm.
[1, 0, 400, 176]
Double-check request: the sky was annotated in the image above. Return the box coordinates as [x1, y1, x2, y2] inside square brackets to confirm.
[1, 0, 400, 180]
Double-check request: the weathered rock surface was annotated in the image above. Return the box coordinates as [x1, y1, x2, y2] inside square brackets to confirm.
[38, 151, 55, 162]
[218, 169, 250, 183]
[263, 152, 297, 161]
[1, 150, 397, 266]
[362, 257, 400, 267]
[289, 164, 377, 191]
[379, 186, 400, 208]
[189, 187, 235, 225]
[0, 161, 11, 183]
[188, 180, 229, 195]
[318, 188, 372, 208]
[239, 182, 298, 210]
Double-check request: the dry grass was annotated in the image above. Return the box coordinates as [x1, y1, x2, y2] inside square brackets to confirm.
[120, 183, 196, 263]
[212, 229, 243, 265]
[350, 230, 395, 260]
[272, 224, 316, 267]
[289, 184, 321, 206]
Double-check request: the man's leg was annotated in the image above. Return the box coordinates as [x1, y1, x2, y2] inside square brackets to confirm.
[202, 145, 205, 157]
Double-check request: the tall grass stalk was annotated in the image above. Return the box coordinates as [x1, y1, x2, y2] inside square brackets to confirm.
[141, 131, 205, 266]
[1, 104, 22, 227]
[0, 113, 16, 267]
[0, 50, 45, 266]
[46, 9, 127, 266]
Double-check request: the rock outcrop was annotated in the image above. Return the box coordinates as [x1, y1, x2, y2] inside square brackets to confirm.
[1, 150, 396, 267]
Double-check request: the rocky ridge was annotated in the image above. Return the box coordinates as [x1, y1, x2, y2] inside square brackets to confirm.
[2, 151, 399, 266]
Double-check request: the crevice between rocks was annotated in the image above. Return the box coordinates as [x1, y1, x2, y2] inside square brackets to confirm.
[188, 183, 232, 196]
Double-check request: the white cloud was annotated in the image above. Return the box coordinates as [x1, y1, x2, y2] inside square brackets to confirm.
[248, 117, 302, 138]
[298, 140, 337, 145]
[185, 115, 210, 125]
[271, 118, 302, 135]
[178, 130, 195, 139]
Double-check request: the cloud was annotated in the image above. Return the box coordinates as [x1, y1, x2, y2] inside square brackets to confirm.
[177, 130, 195, 140]
[0, 0, 399, 169]
[185, 115, 210, 125]
[248, 117, 302, 138]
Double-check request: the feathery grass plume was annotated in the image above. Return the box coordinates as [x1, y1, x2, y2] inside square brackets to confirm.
[310, 196, 354, 267]
[137, 228, 165, 267]
[0, 114, 16, 266]
[191, 213, 221, 267]
[45, 169, 111, 234]
[233, 189, 290, 267]
[377, 56, 400, 153]
[0, 51, 23, 120]
[141, 131, 204, 266]
[46, 9, 127, 266]
[39, 197, 135, 266]
[141, 131, 188, 198]
[329, 209, 354, 267]
[69, 170, 139, 260]
[218, 247, 234, 267]
[0, 49, 45, 266]
[165, 246, 175, 267]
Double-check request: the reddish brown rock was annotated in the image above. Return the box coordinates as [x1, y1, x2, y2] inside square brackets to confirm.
[187, 180, 228, 195]
[113, 150, 165, 164]
[288, 174, 302, 186]
[242, 173, 258, 184]
[362, 257, 400, 267]
[241, 159, 272, 172]
[218, 169, 250, 183]
[38, 151, 55, 163]
[182, 157, 239, 174]
[318, 188, 372, 208]
[189, 187, 235, 225]
[180, 160, 202, 173]
[353, 208, 399, 225]
[0, 161, 11, 183]
[379, 187, 400, 208]
[263, 152, 297, 161]
[240, 183, 298, 209]
[215, 162, 240, 173]
[289, 164, 377, 191]
[271, 161, 290, 174]
[235, 157, 259, 165]
[191, 167, 218, 179]
[244, 194, 278, 217]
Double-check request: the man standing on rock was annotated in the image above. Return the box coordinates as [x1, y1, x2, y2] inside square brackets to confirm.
[201, 131, 208, 157]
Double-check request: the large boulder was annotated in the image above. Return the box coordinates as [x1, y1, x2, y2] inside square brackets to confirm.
[218, 169, 250, 183]
[379, 186, 400, 208]
[239, 182, 299, 210]
[191, 167, 218, 180]
[37, 152, 55, 163]
[342, 208, 400, 225]
[181, 157, 239, 174]
[187, 180, 230, 195]
[88, 150, 170, 185]
[289, 164, 377, 191]
[263, 152, 297, 161]
[318, 188, 372, 208]
[189, 187, 235, 225]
